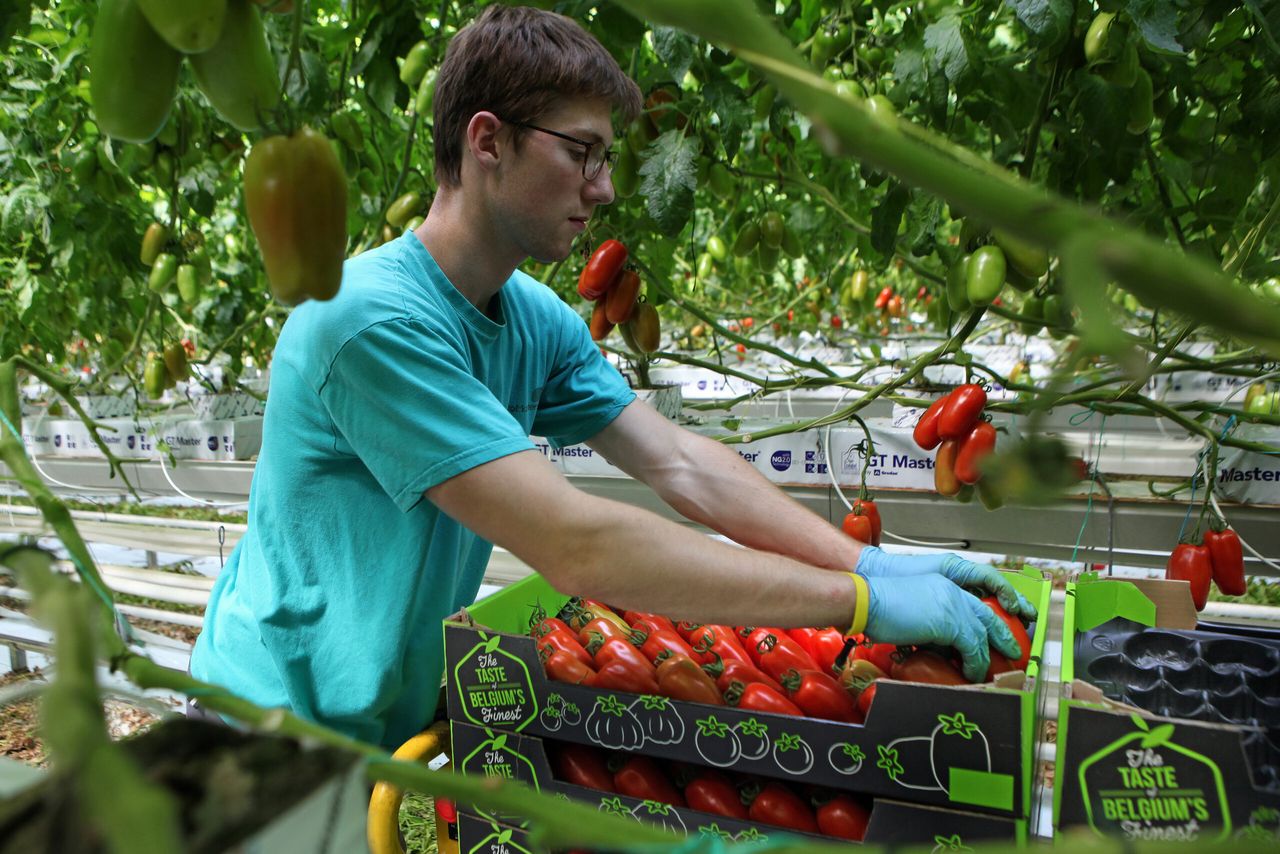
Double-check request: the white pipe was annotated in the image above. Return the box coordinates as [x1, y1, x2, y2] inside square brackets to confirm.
[93, 564, 214, 591]
[0, 585, 203, 628]
[0, 502, 246, 535]
[1199, 600, 1280, 622]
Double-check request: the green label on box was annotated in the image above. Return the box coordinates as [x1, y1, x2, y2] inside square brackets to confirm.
[1077, 716, 1230, 841]
[452, 633, 537, 731]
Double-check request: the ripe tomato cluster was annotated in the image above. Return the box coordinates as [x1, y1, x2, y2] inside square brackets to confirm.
[913, 383, 1001, 506]
[577, 239, 659, 353]
[550, 739, 871, 839]
[1166, 525, 1247, 611]
[532, 595, 1033, 724]
[840, 497, 882, 546]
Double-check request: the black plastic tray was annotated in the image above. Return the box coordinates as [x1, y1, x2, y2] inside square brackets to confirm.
[1074, 617, 1280, 792]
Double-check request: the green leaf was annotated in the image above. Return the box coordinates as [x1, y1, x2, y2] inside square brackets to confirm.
[892, 44, 927, 91]
[639, 130, 697, 236]
[1141, 723, 1176, 748]
[1125, 0, 1186, 54]
[871, 182, 911, 260]
[1073, 72, 1129, 154]
[701, 68, 751, 159]
[923, 11, 971, 83]
[652, 26, 696, 84]
[1004, 0, 1072, 44]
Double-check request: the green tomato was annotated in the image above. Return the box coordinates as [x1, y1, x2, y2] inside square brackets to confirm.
[708, 162, 734, 199]
[90, 0, 182, 143]
[732, 222, 760, 257]
[1084, 12, 1118, 64]
[966, 245, 1006, 306]
[696, 252, 715, 280]
[991, 228, 1048, 281]
[613, 144, 640, 199]
[1246, 391, 1279, 416]
[866, 94, 896, 127]
[706, 235, 728, 262]
[148, 252, 177, 292]
[757, 241, 780, 272]
[780, 224, 803, 259]
[399, 40, 431, 87]
[947, 254, 972, 312]
[1019, 296, 1044, 335]
[189, 0, 281, 131]
[760, 212, 785, 249]
[135, 0, 227, 55]
[177, 263, 200, 303]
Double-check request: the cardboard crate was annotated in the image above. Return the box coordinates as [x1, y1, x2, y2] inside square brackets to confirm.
[451, 721, 1022, 847]
[443, 570, 1050, 819]
[1054, 576, 1280, 841]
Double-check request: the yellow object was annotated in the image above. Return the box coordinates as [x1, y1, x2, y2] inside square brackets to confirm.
[845, 572, 870, 636]
[367, 720, 451, 854]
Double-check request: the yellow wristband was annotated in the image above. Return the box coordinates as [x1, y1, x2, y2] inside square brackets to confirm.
[845, 572, 870, 636]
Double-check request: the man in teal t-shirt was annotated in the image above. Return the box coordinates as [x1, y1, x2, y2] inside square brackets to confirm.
[192, 5, 1034, 750]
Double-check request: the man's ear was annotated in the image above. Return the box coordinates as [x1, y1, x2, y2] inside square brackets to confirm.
[466, 112, 505, 173]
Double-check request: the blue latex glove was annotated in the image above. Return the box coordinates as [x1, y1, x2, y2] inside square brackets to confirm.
[860, 572, 1024, 682]
[856, 546, 1037, 621]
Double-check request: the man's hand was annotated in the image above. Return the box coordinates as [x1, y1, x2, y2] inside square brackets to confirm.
[861, 574, 1024, 682]
[856, 547, 1037, 621]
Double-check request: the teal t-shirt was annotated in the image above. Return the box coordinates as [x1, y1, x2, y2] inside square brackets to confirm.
[190, 231, 634, 748]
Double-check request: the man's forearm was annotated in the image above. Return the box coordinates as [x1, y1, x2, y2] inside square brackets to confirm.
[651, 432, 863, 572]
[545, 490, 862, 630]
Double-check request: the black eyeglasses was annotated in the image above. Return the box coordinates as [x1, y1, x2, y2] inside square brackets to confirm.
[503, 120, 615, 181]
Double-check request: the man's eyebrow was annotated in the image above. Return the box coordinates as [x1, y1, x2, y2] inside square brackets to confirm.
[566, 128, 608, 144]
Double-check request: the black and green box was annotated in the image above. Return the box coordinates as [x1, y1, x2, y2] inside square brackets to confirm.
[451, 720, 1022, 847]
[444, 570, 1049, 820]
[1054, 576, 1280, 842]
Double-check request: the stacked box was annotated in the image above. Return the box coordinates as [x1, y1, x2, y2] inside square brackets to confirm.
[444, 570, 1050, 847]
[450, 721, 1020, 847]
[1054, 577, 1280, 842]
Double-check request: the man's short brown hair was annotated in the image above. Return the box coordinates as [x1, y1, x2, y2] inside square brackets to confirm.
[433, 5, 643, 187]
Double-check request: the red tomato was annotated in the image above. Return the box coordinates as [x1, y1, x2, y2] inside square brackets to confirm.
[748, 782, 819, 833]
[852, 641, 899, 675]
[578, 616, 632, 649]
[531, 616, 575, 640]
[756, 634, 821, 682]
[552, 743, 614, 792]
[685, 772, 749, 820]
[851, 498, 882, 545]
[655, 655, 724, 705]
[725, 680, 804, 716]
[892, 650, 968, 685]
[981, 596, 1032, 681]
[1166, 542, 1212, 611]
[954, 421, 998, 484]
[816, 795, 871, 841]
[624, 611, 677, 634]
[1205, 528, 1247, 596]
[856, 680, 878, 717]
[587, 660, 659, 694]
[536, 628, 594, 669]
[841, 511, 874, 544]
[613, 756, 685, 806]
[809, 628, 851, 676]
[937, 383, 987, 440]
[592, 637, 652, 672]
[780, 668, 862, 723]
[636, 628, 698, 666]
[874, 286, 893, 309]
[578, 239, 627, 300]
[543, 649, 595, 685]
[934, 438, 962, 496]
[707, 658, 784, 694]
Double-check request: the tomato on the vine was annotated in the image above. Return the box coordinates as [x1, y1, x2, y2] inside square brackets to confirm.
[243, 127, 348, 305]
